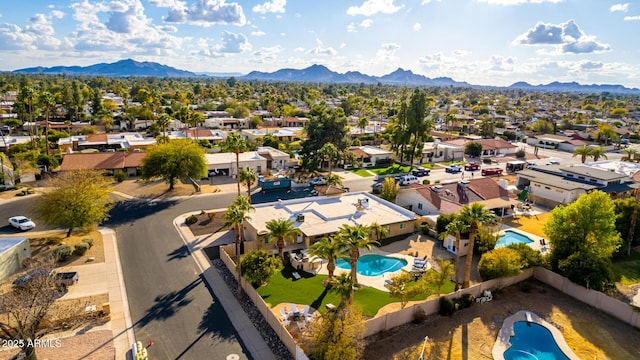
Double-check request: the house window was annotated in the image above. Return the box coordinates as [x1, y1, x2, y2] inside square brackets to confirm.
[386, 226, 391, 233]
[257, 166, 262, 173]
[400, 223, 406, 229]
[418, 203, 423, 210]
[545, 186, 551, 190]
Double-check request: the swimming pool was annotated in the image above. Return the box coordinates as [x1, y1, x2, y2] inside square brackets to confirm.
[336, 254, 408, 276]
[496, 230, 534, 248]
[503, 321, 570, 360]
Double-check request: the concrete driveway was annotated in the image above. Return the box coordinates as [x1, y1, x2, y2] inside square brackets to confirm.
[57, 262, 108, 300]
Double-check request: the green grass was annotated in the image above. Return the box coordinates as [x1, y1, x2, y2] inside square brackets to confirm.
[368, 164, 412, 175]
[612, 250, 640, 286]
[349, 168, 374, 177]
[257, 266, 455, 317]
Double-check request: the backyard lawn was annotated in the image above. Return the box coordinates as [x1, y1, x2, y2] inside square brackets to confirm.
[257, 266, 454, 317]
[612, 250, 640, 286]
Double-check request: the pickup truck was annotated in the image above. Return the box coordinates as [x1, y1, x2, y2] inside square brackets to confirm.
[464, 162, 480, 171]
[55, 271, 79, 286]
[481, 167, 503, 176]
[411, 168, 431, 177]
[445, 164, 462, 173]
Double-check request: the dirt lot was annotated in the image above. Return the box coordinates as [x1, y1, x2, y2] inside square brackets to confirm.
[28, 230, 105, 266]
[112, 178, 220, 198]
[364, 279, 640, 360]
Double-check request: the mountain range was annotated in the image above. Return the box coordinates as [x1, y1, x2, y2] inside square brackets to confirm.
[12, 59, 640, 95]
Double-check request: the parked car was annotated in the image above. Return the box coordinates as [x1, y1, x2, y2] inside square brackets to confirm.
[545, 160, 560, 165]
[411, 168, 431, 177]
[445, 164, 462, 173]
[309, 177, 327, 186]
[464, 162, 480, 171]
[8, 216, 36, 231]
[481, 168, 503, 176]
[371, 182, 383, 194]
[398, 175, 420, 186]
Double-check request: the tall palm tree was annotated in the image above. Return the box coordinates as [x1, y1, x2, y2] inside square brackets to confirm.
[156, 114, 171, 138]
[336, 224, 380, 299]
[589, 147, 607, 162]
[572, 146, 591, 164]
[325, 174, 343, 187]
[440, 218, 469, 291]
[39, 91, 55, 155]
[368, 222, 389, 242]
[266, 219, 302, 263]
[222, 133, 248, 195]
[239, 167, 257, 203]
[358, 116, 369, 135]
[458, 203, 494, 289]
[307, 236, 347, 282]
[319, 142, 338, 176]
[328, 272, 360, 307]
[223, 202, 252, 299]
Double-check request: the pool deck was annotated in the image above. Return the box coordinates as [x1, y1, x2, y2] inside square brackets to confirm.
[492, 310, 580, 360]
[313, 248, 431, 292]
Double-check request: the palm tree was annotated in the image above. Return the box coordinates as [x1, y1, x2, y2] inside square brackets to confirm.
[328, 272, 360, 307]
[589, 147, 607, 162]
[266, 219, 302, 263]
[368, 222, 389, 242]
[358, 116, 369, 135]
[458, 203, 494, 289]
[156, 114, 171, 138]
[439, 218, 469, 291]
[572, 146, 591, 164]
[336, 224, 380, 299]
[222, 133, 248, 195]
[622, 148, 638, 162]
[307, 236, 347, 282]
[232, 195, 253, 212]
[223, 201, 253, 299]
[39, 91, 55, 155]
[325, 174, 343, 187]
[239, 167, 257, 203]
[319, 142, 338, 176]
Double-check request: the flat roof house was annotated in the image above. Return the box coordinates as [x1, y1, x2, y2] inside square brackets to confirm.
[242, 191, 416, 255]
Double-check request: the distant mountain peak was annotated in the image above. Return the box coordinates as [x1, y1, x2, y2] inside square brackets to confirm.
[13, 59, 199, 78]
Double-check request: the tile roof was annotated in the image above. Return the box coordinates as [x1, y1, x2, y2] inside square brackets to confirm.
[59, 152, 145, 171]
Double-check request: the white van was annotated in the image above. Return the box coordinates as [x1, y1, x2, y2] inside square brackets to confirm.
[398, 175, 420, 186]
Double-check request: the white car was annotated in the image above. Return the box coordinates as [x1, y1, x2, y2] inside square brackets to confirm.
[8, 216, 36, 231]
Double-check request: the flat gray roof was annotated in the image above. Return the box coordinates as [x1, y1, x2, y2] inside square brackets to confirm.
[0, 238, 28, 254]
[517, 170, 598, 191]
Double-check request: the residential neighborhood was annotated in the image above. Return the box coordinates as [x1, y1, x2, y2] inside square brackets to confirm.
[1, 74, 640, 360]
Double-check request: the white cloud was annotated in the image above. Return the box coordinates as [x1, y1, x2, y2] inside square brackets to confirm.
[360, 19, 373, 28]
[579, 61, 603, 70]
[473, 0, 563, 5]
[610, 3, 629, 12]
[624, 15, 640, 21]
[253, 0, 286, 14]
[251, 30, 266, 36]
[164, 0, 246, 26]
[489, 55, 516, 71]
[347, 19, 373, 32]
[376, 42, 400, 59]
[251, 45, 282, 63]
[412, 22, 422, 31]
[347, 23, 357, 32]
[347, 0, 404, 16]
[214, 31, 252, 53]
[452, 49, 471, 56]
[340, 43, 346, 48]
[309, 39, 336, 55]
[513, 20, 610, 54]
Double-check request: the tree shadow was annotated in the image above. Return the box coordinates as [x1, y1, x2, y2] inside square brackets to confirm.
[167, 244, 190, 261]
[105, 198, 179, 227]
[136, 277, 201, 328]
[310, 286, 329, 311]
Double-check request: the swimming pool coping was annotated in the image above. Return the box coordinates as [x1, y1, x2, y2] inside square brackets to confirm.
[492, 310, 580, 360]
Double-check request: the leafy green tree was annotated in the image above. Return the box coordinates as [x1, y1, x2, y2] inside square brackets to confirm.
[300, 104, 349, 171]
[478, 247, 523, 280]
[266, 219, 302, 263]
[614, 197, 640, 256]
[559, 251, 615, 291]
[221, 133, 248, 195]
[430, 257, 455, 296]
[239, 249, 283, 287]
[507, 243, 543, 268]
[336, 224, 380, 300]
[238, 167, 257, 203]
[307, 236, 347, 281]
[36, 169, 113, 237]
[459, 203, 495, 288]
[38, 91, 55, 155]
[405, 89, 432, 168]
[465, 142, 483, 158]
[141, 139, 206, 190]
[303, 302, 366, 360]
[387, 271, 423, 308]
[379, 177, 399, 202]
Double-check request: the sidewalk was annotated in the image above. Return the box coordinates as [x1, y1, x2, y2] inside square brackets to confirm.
[173, 213, 277, 360]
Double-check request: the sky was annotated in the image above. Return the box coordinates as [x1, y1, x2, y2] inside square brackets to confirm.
[1, 0, 639, 88]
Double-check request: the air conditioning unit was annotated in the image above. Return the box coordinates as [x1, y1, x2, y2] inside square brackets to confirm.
[432, 185, 443, 192]
[296, 214, 305, 222]
[459, 180, 470, 188]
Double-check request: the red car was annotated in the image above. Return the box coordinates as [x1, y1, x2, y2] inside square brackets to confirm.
[481, 168, 503, 176]
[464, 162, 480, 171]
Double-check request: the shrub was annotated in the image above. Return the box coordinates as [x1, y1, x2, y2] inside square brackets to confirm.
[185, 214, 198, 226]
[420, 222, 430, 236]
[114, 170, 127, 182]
[460, 294, 475, 308]
[53, 245, 73, 262]
[47, 237, 64, 245]
[439, 297, 457, 316]
[82, 238, 94, 248]
[422, 179, 430, 185]
[413, 307, 427, 324]
[482, 158, 493, 164]
[74, 242, 90, 255]
[515, 148, 526, 158]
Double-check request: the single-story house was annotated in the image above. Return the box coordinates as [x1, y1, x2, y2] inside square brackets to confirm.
[58, 132, 156, 152]
[525, 134, 588, 152]
[0, 238, 31, 282]
[444, 138, 518, 157]
[242, 191, 416, 255]
[421, 142, 465, 163]
[59, 152, 146, 176]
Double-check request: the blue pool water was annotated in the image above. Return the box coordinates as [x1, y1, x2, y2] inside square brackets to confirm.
[496, 230, 534, 248]
[504, 322, 570, 360]
[336, 254, 408, 276]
